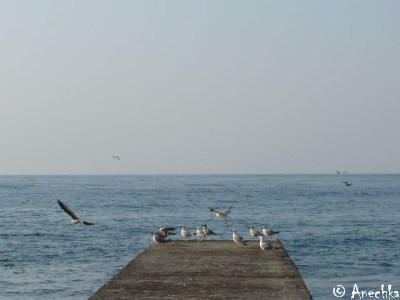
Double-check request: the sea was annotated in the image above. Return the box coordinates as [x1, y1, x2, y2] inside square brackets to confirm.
[1, 174, 399, 300]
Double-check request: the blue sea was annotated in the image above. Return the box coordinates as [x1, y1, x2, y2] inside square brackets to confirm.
[1, 174, 399, 299]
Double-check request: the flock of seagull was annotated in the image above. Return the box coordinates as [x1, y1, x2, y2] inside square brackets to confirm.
[57, 168, 351, 254]
[56, 199, 280, 253]
[151, 207, 280, 253]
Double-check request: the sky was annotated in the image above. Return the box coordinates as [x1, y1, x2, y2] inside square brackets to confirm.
[1, 1, 399, 175]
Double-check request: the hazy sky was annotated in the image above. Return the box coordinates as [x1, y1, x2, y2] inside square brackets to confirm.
[1, 1, 399, 175]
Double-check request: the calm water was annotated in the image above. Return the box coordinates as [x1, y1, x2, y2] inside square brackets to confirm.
[0, 174, 399, 299]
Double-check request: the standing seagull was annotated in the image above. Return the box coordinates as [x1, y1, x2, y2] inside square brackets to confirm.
[209, 206, 232, 224]
[158, 226, 176, 239]
[195, 226, 206, 241]
[152, 231, 170, 244]
[202, 224, 216, 239]
[231, 229, 247, 247]
[342, 181, 352, 187]
[249, 226, 264, 239]
[262, 226, 279, 239]
[259, 235, 273, 252]
[57, 200, 94, 225]
[180, 226, 193, 241]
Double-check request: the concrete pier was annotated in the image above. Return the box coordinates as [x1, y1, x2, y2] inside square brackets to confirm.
[90, 240, 312, 300]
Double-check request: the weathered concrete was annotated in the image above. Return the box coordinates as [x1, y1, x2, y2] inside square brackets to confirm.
[90, 240, 312, 300]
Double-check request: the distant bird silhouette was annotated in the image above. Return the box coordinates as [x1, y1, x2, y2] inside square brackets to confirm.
[342, 181, 352, 187]
[334, 170, 347, 174]
[57, 200, 94, 225]
[112, 155, 120, 161]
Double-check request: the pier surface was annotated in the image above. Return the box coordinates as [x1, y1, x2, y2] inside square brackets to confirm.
[90, 240, 311, 300]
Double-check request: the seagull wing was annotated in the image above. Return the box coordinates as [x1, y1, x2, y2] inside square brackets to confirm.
[223, 206, 232, 214]
[57, 200, 79, 220]
[82, 221, 95, 225]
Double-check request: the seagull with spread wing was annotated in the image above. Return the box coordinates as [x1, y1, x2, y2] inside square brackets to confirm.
[57, 200, 94, 225]
[209, 206, 232, 224]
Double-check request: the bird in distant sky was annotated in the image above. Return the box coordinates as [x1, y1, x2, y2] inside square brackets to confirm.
[334, 170, 347, 174]
[342, 181, 352, 187]
[57, 200, 94, 225]
[112, 155, 120, 161]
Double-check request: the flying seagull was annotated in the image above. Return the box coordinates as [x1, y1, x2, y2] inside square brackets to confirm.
[209, 206, 232, 224]
[57, 200, 94, 225]
[112, 155, 120, 161]
[342, 181, 352, 187]
[334, 170, 347, 174]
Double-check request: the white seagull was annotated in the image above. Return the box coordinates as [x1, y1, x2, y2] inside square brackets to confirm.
[180, 226, 193, 241]
[249, 226, 264, 239]
[112, 155, 120, 161]
[262, 226, 279, 239]
[231, 229, 247, 247]
[259, 235, 273, 252]
[152, 231, 170, 244]
[195, 226, 206, 240]
[57, 200, 94, 225]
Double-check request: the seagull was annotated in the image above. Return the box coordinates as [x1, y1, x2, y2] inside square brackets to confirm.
[152, 230, 170, 244]
[112, 155, 120, 161]
[202, 224, 216, 239]
[231, 229, 247, 247]
[249, 226, 264, 239]
[334, 170, 347, 174]
[180, 226, 193, 241]
[209, 206, 232, 224]
[259, 235, 273, 252]
[262, 226, 279, 239]
[342, 181, 352, 187]
[57, 200, 94, 225]
[195, 226, 206, 240]
[158, 226, 176, 239]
